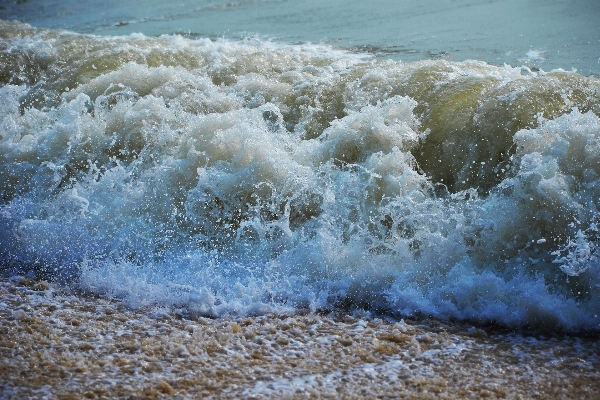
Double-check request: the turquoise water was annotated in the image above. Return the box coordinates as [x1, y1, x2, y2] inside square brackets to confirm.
[2, 0, 599, 75]
[1, 1, 600, 332]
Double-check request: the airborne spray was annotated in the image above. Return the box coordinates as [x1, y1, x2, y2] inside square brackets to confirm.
[1, 21, 600, 330]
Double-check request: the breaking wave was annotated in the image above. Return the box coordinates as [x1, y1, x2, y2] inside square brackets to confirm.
[1, 21, 600, 331]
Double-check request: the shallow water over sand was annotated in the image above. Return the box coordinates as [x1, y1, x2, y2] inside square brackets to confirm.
[2, 276, 599, 399]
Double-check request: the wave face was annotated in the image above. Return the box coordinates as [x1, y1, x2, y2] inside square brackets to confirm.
[1, 21, 600, 330]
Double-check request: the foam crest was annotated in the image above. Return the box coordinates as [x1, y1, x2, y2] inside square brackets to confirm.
[1, 22, 600, 330]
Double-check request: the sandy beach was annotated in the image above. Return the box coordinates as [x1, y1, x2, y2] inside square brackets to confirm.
[1, 275, 599, 399]
[2, 2, 600, 399]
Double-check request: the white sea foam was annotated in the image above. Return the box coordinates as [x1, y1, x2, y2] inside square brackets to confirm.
[1, 22, 599, 331]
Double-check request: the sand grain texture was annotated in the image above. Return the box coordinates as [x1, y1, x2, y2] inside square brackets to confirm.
[1, 276, 599, 399]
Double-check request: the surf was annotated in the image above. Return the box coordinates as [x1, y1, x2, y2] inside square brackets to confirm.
[1, 21, 599, 331]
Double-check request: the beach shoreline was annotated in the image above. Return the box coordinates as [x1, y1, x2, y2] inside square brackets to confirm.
[1, 275, 599, 399]
[2, 3, 600, 398]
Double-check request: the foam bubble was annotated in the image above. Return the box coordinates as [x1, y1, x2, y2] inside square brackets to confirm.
[1, 22, 600, 330]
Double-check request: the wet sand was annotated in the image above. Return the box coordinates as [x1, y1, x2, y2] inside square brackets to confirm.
[1, 276, 599, 399]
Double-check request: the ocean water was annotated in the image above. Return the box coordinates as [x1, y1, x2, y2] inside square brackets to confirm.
[1, 0, 600, 332]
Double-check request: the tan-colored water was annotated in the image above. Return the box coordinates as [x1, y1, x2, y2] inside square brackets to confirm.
[1, 276, 598, 399]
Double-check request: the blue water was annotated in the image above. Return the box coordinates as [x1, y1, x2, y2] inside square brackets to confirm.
[1, 1, 600, 331]
[2, 0, 600, 75]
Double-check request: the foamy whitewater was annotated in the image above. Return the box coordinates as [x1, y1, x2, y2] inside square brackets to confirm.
[1, 19, 599, 332]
